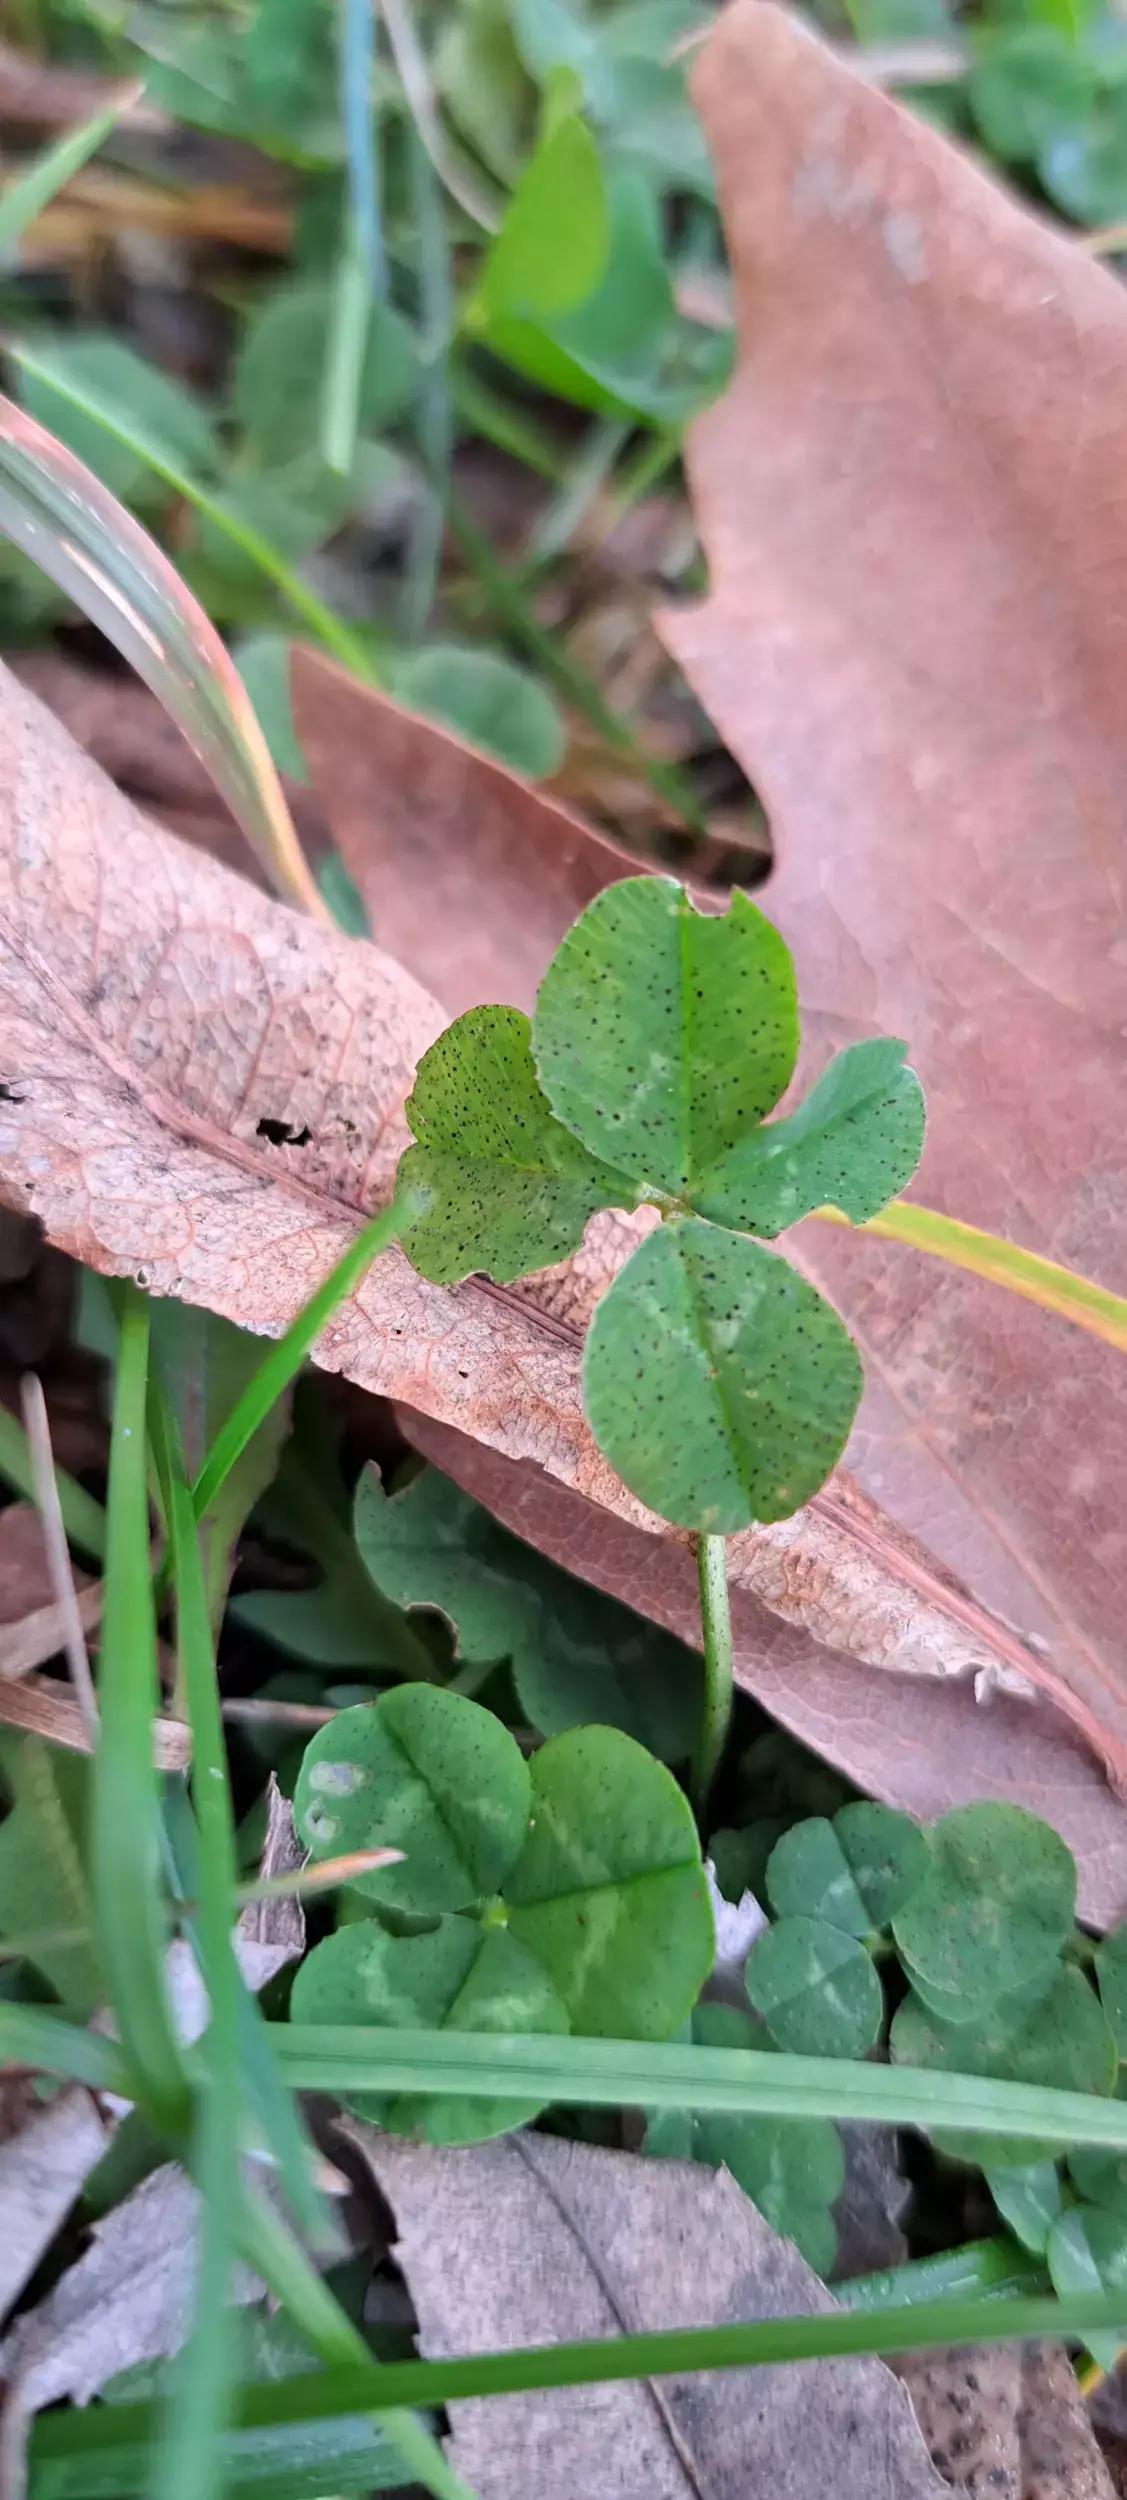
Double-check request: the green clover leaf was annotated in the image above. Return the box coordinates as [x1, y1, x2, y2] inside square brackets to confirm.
[890, 1966, 1115, 2169]
[891, 1803, 1076, 2015]
[533, 876, 798, 1196]
[583, 1218, 863, 1531]
[399, 1004, 638, 1284]
[504, 1725, 715, 2036]
[354, 1465, 701, 1762]
[692, 1039, 925, 1238]
[1047, 2206, 1127, 2370]
[292, 1688, 530, 1915]
[644, 2002, 845, 2272]
[1096, 1926, 1127, 2057]
[745, 1915, 884, 2059]
[985, 2159, 1064, 2257]
[1068, 2143, 1127, 2222]
[290, 1914, 568, 2144]
[766, 1803, 928, 1938]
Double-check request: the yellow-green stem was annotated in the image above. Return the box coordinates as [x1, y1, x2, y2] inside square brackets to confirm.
[812, 1198, 1127, 1357]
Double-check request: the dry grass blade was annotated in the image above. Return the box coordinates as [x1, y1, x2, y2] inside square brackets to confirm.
[0, 1583, 103, 1683]
[0, 395, 325, 919]
[238, 1847, 405, 1907]
[0, 1669, 189, 1768]
[20, 1374, 98, 1734]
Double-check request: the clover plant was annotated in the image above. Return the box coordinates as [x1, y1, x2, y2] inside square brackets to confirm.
[394, 871, 925, 1789]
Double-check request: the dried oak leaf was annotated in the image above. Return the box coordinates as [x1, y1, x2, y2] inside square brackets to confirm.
[290, 650, 642, 1020]
[1, 663, 1124, 1914]
[658, 3, 1127, 1793]
[348, 2126, 949, 2500]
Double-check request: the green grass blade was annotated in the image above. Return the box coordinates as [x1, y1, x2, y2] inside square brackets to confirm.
[0, 91, 135, 256]
[238, 2184, 474, 2500]
[190, 1199, 404, 1520]
[0, 1399, 106, 1560]
[93, 1291, 187, 2126]
[402, 120, 454, 640]
[2, 349, 371, 679]
[32, 2281, 1127, 2459]
[321, 235, 370, 477]
[16, 2008, 1127, 2160]
[450, 365, 565, 482]
[340, 0, 385, 297]
[162, 1783, 339, 2256]
[0, 2001, 132, 2093]
[29, 2404, 401, 2499]
[841, 2235, 1045, 2312]
[272, 2023, 1127, 2150]
[153, 1404, 244, 2500]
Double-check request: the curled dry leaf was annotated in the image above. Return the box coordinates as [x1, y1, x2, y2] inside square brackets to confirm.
[1, 664, 1125, 1912]
[347, 2126, 948, 2500]
[658, 5, 1127, 1796]
[0, 2162, 261, 2416]
[0, 2088, 108, 2324]
[898, 2341, 1115, 2499]
[236, 1773, 306, 1981]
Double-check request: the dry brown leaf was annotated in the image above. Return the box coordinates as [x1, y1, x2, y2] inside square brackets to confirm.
[291, 650, 641, 1019]
[4, 662, 1125, 1906]
[348, 2127, 948, 2500]
[235, 1774, 306, 1979]
[658, 2, 1127, 1788]
[0, 2161, 260, 2415]
[0, 2088, 108, 2324]
[900, 2342, 1114, 2499]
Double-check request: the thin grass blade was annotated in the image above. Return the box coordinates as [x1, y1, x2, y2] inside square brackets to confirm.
[0, 89, 137, 257]
[0, 1398, 106, 1561]
[190, 1198, 405, 1520]
[321, 234, 370, 476]
[32, 2281, 1127, 2464]
[0, 378, 342, 909]
[162, 1782, 341, 2257]
[92, 1289, 186, 2125]
[153, 1398, 244, 2500]
[0, 2001, 132, 2092]
[237, 2183, 474, 2500]
[272, 2022, 1127, 2151]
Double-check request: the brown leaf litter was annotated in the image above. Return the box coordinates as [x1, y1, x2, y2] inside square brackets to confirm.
[3, 664, 1120, 1900]
[348, 2125, 950, 2500]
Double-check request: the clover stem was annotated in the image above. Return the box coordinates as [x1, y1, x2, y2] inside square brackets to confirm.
[692, 1532, 734, 1812]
